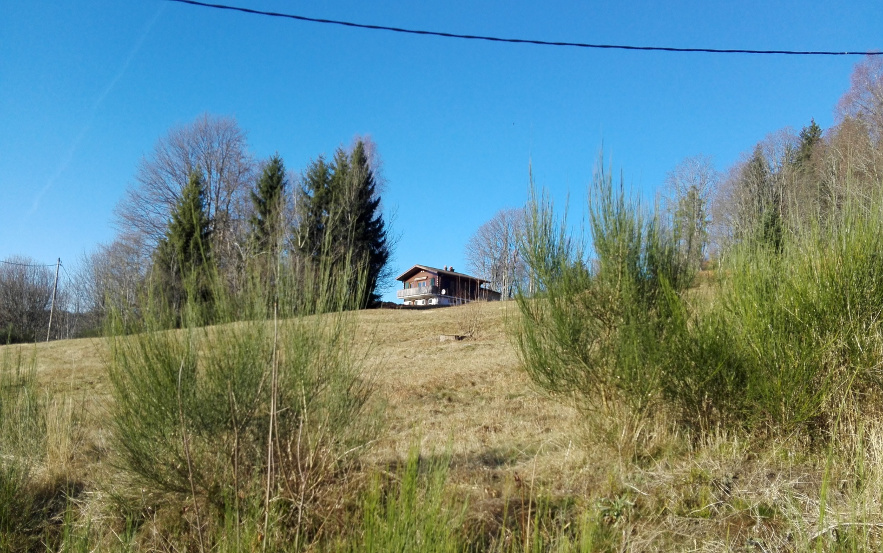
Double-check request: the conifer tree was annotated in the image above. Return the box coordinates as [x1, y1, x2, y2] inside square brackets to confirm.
[295, 156, 333, 261]
[249, 154, 287, 263]
[294, 141, 390, 307]
[345, 141, 390, 307]
[153, 171, 213, 313]
[795, 119, 823, 169]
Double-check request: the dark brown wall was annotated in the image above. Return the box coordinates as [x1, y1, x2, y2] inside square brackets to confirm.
[403, 270, 438, 288]
[439, 274, 482, 299]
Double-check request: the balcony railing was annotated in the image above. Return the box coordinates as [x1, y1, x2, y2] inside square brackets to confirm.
[397, 285, 439, 299]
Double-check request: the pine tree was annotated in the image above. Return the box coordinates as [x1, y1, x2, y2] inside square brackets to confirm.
[153, 171, 213, 313]
[249, 154, 287, 263]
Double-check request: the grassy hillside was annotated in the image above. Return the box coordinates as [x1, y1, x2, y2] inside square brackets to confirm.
[3, 302, 882, 551]
[18, 302, 582, 489]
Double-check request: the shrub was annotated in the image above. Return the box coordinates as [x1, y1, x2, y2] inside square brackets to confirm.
[514, 158, 688, 419]
[107, 256, 378, 549]
[516, 158, 883, 440]
[705, 205, 883, 432]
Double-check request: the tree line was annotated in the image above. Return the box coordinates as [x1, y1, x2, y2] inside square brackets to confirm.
[1, 116, 392, 342]
[113, 115, 390, 326]
[510, 54, 883, 442]
[466, 56, 883, 289]
[673, 55, 883, 263]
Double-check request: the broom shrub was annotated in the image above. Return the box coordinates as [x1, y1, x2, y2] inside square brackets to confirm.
[515, 160, 883, 440]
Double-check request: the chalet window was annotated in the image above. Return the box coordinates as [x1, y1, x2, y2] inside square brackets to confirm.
[430, 278, 436, 287]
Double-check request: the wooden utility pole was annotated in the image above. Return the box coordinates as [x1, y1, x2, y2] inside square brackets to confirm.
[46, 258, 60, 342]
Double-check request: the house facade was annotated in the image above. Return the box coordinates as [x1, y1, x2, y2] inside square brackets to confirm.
[396, 264, 502, 306]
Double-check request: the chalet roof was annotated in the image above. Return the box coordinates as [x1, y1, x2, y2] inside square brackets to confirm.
[395, 264, 489, 284]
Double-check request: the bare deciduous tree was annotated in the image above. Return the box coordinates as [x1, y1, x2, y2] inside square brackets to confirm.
[0, 256, 55, 343]
[466, 208, 526, 299]
[712, 130, 798, 248]
[837, 55, 883, 144]
[115, 113, 256, 274]
[661, 155, 718, 269]
[819, 117, 881, 211]
[73, 236, 150, 328]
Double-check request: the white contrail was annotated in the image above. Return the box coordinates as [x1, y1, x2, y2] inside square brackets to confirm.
[28, 5, 165, 215]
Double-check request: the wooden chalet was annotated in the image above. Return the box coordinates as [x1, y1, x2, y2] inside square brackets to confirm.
[396, 264, 502, 306]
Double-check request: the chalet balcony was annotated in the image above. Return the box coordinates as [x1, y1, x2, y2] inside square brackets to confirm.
[396, 285, 439, 299]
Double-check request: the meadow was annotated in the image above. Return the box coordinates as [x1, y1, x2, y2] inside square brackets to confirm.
[2, 292, 882, 551]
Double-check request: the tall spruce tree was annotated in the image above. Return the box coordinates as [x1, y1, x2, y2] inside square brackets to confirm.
[295, 141, 390, 307]
[795, 119, 823, 169]
[153, 171, 213, 313]
[295, 156, 333, 261]
[249, 154, 287, 263]
[345, 141, 390, 307]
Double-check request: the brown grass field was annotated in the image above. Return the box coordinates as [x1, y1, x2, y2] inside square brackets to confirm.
[4, 301, 883, 551]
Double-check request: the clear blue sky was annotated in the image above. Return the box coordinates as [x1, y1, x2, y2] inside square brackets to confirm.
[1, 1, 880, 301]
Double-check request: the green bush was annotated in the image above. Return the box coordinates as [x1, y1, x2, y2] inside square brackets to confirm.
[107, 257, 378, 549]
[515, 159, 883, 439]
[515, 158, 688, 418]
[704, 207, 883, 432]
[657, 202, 883, 434]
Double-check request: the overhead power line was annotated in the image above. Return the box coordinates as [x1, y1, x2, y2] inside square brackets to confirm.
[166, 0, 881, 57]
[0, 259, 57, 268]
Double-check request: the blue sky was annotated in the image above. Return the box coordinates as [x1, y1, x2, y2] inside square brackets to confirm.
[1, 1, 880, 301]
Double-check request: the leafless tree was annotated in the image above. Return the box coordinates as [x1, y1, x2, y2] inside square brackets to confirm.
[73, 236, 151, 330]
[817, 117, 881, 212]
[837, 55, 883, 144]
[115, 113, 256, 276]
[661, 155, 718, 269]
[712, 130, 799, 248]
[0, 256, 55, 343]
[466, 208, 526, 299]
[351, 134, 388, 195]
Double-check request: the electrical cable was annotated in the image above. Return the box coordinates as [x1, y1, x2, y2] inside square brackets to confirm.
[165, 0, 881, 57]
[0, 259, 57, 268]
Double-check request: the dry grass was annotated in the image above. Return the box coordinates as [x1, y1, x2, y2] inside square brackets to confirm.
[355, 302, 588, 493]
[3, 302, 883, 550]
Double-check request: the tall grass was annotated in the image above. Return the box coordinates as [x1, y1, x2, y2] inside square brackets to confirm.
[0, 348, 44, 550]
[0, 348, 83, 551]
[356, 448, 464, 553]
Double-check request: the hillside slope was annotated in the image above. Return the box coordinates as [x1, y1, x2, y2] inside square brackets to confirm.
[7, 302, 585, 498]
[5, 302, 878, 551]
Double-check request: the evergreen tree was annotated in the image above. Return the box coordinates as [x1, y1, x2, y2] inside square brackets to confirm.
[295, 156, 333, 261]
[249, 154, 287, 263]
[344, 141, 390, 307]
[153, 171, 213, 314]
[294, 141, 390, 307]
[795, 119, 823, 169]
[743, 146, 783, 250]
[790, 119, 830, 221]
